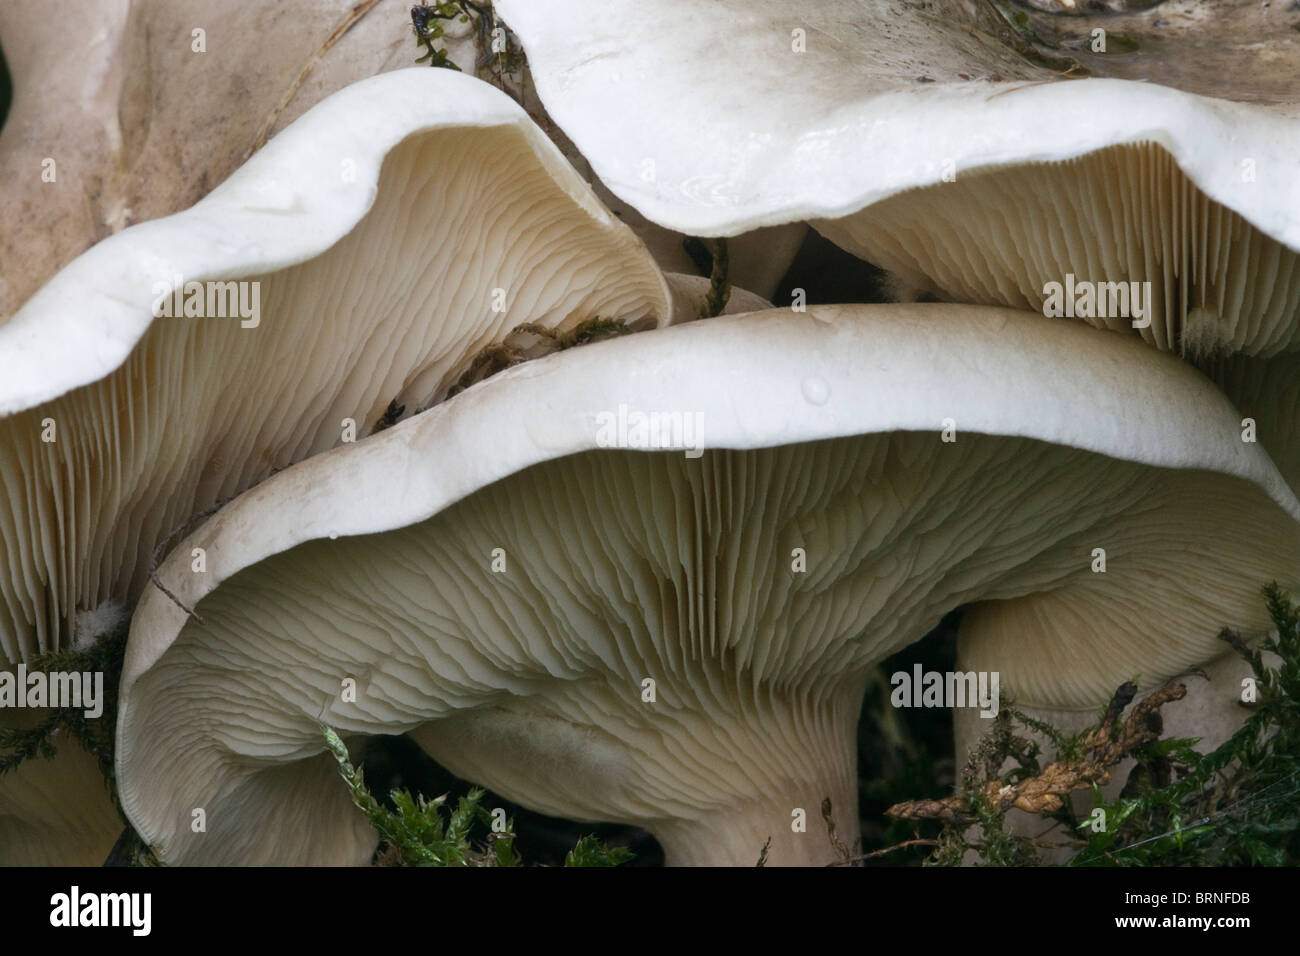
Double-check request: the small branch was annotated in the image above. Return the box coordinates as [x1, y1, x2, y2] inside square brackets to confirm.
[147, 576, 203, 624]
[146, 495, 242, 623]
[821, 797, 852, 865]
[828, 839, 940, 866]
[247, 0, 384, 159]
[887, 679, 1187, 825]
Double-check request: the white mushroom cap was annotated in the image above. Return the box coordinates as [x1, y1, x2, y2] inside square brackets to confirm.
[0, 66, 671, 660]
[495, 0, 1300, 354]
[0, 0, 467, 317]
[117, 304, 1300, 865]
[0, 66, 670, 865]
[532, 96, 808, 299]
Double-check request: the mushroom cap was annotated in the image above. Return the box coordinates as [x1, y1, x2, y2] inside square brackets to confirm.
[495, 0, 1300, 355]
[0, 66, 671, 659]
[0, 66, 670, 865]
[0, 0, 465, 317]
[496, 0, 1300, 240]
[116, 304, 1300, 865]
[538, 115, 808, 300]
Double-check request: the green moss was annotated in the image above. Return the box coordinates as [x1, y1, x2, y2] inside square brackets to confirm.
[0, 621, 126, 798]
[1069, 584, 1300, 866]
[324, 725, 634, 867]
[566, 316, 633, 346]
[0, 613, 162, 865]
[901, 584, 1300, 867]
[1107, 33, 1142, 53]
[564, 835, 635, 868]
[410, 2, 525, 76]
[411, 2, 467, 70]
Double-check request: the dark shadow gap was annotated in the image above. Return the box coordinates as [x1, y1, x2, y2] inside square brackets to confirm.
[358, 733, 664, 867]
[855, 609, 960, 866]
[0, 38, 10, 136]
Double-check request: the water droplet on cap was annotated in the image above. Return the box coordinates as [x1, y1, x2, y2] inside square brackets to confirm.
[801, 376, 830, 406]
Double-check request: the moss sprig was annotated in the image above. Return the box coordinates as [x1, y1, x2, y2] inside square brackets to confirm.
[324, 724, 633, 866]
[882, 583, 1300, 866]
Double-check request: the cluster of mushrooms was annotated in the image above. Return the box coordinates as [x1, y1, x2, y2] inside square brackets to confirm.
[1, 0, 1298, 867]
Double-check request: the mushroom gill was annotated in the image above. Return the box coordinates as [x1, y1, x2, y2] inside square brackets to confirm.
[815, 142, 1300, 358]
[0, 67, 672, 865]
[0, 67, 671, 661]
[116, 305, 1300, 865]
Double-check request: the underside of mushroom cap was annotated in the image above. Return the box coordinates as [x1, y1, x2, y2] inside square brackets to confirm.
[496, 0, 1300, 356]
[1206, 350, 1300, 500]
[957, 540, 1293, 711]
[0, 707, 122, 866]
[0, 67, 671, 660]
[815, 142, 1300, 357]
[117, 305, 1300, 865]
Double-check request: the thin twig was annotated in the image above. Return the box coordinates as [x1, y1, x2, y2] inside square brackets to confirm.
[699, 238, 730, 318]
[822, 797, 852, 865]
[887, 679, 1187, 824]
[247, 0, 384, 159]
[913, 6, 1084, 79]
[828, 839, 940, 866]
[146, 494, 242, 622]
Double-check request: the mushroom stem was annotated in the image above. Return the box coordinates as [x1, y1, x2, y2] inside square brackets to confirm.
[410, 680, 865, 868]
[643, 684, 865, 866]
[652, 774, 862, 867]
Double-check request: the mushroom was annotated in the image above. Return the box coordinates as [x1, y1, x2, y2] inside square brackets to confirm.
[542, 130, 807, 301]
[0, 65, 670, 656]
[0, 66, 671, 863]
[116, 304, 1300, 865]
[0, 0, 477, 317]
[494, 0, 1300, 356]
[0, 0, 790, 321]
